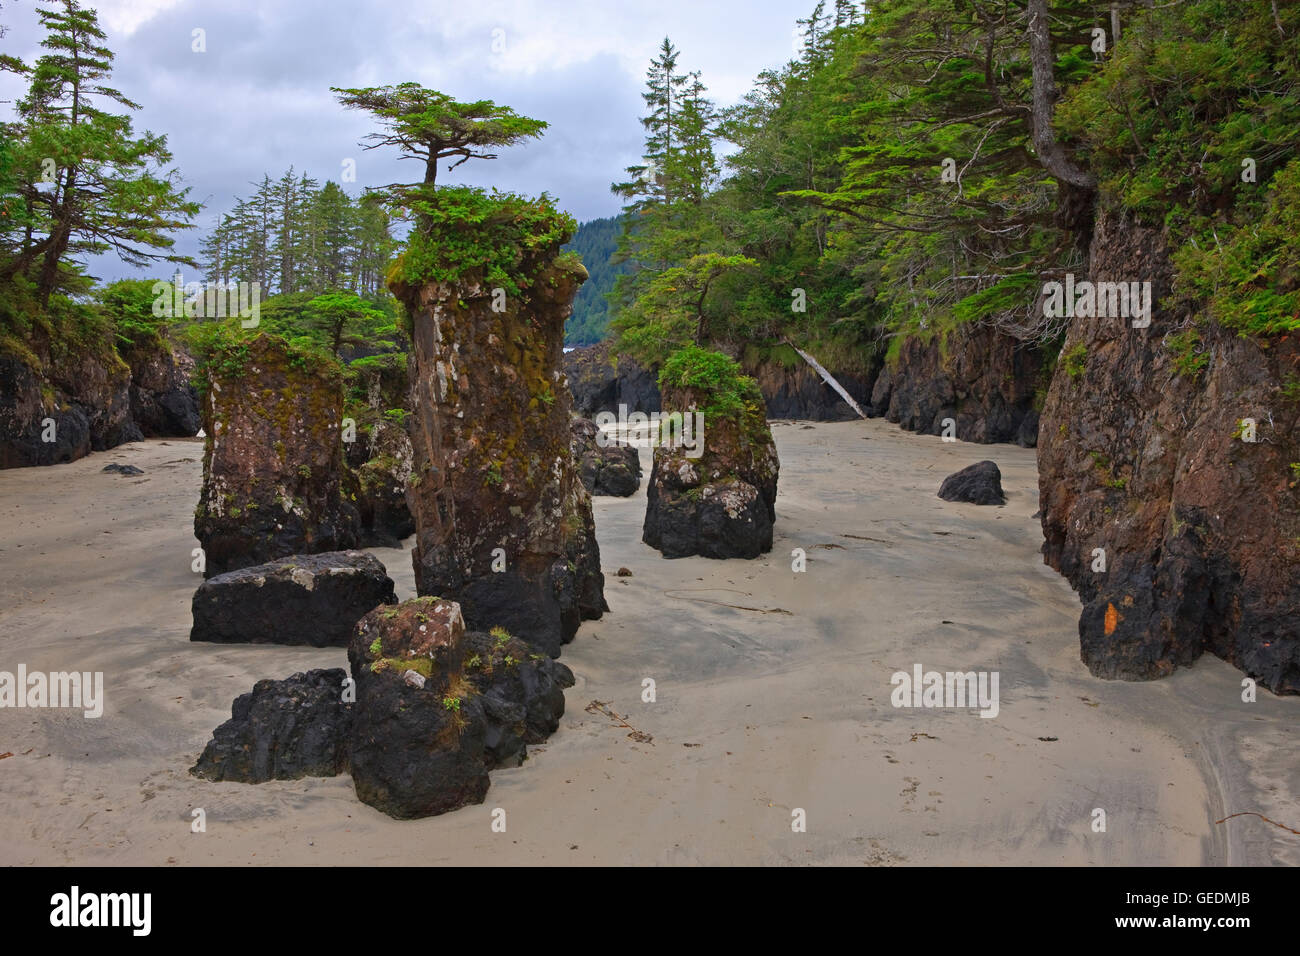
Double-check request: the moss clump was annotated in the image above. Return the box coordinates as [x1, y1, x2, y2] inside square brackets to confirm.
[393, 186, 576, 302]
[1062, 343, 1088, 380]
[658, 345, 767, 444]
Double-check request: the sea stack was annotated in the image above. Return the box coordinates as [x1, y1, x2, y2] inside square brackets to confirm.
[390, 233, 606, 657]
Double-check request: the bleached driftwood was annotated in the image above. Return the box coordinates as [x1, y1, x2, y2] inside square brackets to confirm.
[783, 340, 868, 419]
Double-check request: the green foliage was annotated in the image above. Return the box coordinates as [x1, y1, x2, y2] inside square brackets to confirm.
[1062, 343, 1088, 380]
[612, 253, 756, 368]
[1057, 0, 1300, 338]
[396, 186, 575, 298]
[332, 83, 547, 201]
[3, 0, 198, 305]
[563, 215, 632, 345]
[658, 344, 764, 425]
[97, 278, 169, 351]
[1166, 327, 1209, 379]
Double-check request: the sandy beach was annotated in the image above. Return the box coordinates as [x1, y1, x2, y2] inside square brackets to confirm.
[0, 420, 1295, 866]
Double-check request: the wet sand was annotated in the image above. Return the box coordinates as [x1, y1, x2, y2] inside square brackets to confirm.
[0, 420, 1295, 865]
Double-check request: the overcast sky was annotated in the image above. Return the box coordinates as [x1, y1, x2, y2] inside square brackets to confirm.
[0, 0, 810, 284]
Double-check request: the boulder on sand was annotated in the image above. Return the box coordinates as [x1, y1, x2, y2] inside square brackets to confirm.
[190, 550, 396, 647]
[190, 668, 352, 783]
[570, 416, 640, 497]
[190, 597, 577, 815]
[938, 460, 1006, 505]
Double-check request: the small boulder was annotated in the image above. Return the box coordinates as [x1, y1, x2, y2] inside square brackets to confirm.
[570, 417, 641, 496]
[189, 668, 352, 783]
[938, 460, 1006, 505]
[190, 550, 396, 647]
[102, 463, 144, 475]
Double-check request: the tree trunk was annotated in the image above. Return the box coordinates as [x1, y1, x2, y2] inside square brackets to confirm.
[1026, 0, 1097, 193]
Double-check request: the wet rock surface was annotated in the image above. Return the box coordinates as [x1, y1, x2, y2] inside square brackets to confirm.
[570, 416, 640, 496]
[194, 335, 360, 577]
[190, 550, 396, 647]
[938, 460, 1006, 505]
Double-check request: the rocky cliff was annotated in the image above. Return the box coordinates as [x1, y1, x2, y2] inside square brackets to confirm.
[1038, 205, 1300, 695]
[870, 325, 1046, 446]
[0, 330, 199, 469]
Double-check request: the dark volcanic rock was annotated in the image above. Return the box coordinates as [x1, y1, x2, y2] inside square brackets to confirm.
[127, 344, 200, 437]
[195, 335, 360, 577]
[938, 461, 1006, 505]
[190, 550, 395, 647]
[347, 599, 490, 819]
[392, 244, 606, 658]
[191, 598, 576, 817]
[102, 463, 144, 476]
[1039, 204, 1300, 694]
[462, 629, 575, 768]
[870, 326, 1045, 447]
[190, 668, 352, 783]
[563, 341, 661, 417]
[570, 416, 641, 496]
[643, 375, 780, 560]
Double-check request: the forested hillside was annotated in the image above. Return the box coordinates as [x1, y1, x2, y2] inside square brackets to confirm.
[562, 215, 628, 345]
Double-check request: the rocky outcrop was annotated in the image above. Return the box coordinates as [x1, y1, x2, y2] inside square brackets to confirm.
[461, 627, 574, 768]
[191, 598, 576, 810]
[743, 353, 877, 421]
[570, 416, 640, 496]
[348, 599, 490, 818]
[938, 460, 1006, 505]
[190, 669, 353, 783]
[391, 251, 606, 658]
[194, 335, 360, 578]
[0, 332, 138, 468]
[871, 326, 1046, 446]
[564, 340, 881, 423]
[564, 341, 661, 417]
[643, 377, 780, 560]
[190, 550, 396, 646]
[0, 331, 201, 469]
[1038, 205, 1300, 695]
[126, 343, 200, 438]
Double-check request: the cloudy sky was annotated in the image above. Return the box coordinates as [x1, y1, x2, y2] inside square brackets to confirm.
[0, 0, 809, 284]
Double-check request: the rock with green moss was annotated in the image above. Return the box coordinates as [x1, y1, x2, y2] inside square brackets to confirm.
[195, 334, 360, 577]
[390, 208, 607, 657]
[643, 348, 779, 559]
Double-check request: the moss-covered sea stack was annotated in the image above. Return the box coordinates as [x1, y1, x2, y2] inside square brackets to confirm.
[195, 333, 360, 577]
[643, 346, 779, 559]
[388, 187, 607, 657]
